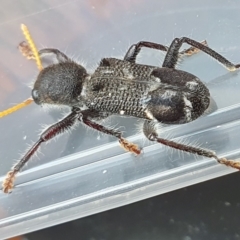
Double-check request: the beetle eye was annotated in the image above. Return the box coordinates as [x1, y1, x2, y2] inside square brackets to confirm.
[32, 89, 40, 104]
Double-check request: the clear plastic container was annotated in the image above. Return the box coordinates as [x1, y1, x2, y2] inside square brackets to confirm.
[0, 0, 240, 238]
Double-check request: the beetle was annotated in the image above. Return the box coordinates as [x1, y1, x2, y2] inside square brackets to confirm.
[2, 35, 240, 193]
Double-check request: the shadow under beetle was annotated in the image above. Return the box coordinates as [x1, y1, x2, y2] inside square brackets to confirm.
[2, 35, 240, 193]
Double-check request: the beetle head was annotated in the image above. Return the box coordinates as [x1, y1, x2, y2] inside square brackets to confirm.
[32, 62, 87, 107]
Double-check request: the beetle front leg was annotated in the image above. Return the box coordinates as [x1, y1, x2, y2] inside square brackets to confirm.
[2, 108, 81, 193]
[19, 41, 71, 63]
[143, 120, 240, 170]
[38, 48, 71, 63]
[79, 112, 141, 155]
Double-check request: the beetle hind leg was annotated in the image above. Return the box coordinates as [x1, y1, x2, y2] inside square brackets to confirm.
[162, 37, 240, 70]
[143, 120, 240, 170]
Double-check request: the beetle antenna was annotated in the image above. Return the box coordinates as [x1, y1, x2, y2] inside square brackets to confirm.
[0, 98, 33, 118]
[0, 24, 42, 118]
[21, 24, 43, 71]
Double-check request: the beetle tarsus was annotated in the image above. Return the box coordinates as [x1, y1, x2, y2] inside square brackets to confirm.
[2, 170, 16, 194]
[217, 158, 240, 170]
[119, 138, 141, 155]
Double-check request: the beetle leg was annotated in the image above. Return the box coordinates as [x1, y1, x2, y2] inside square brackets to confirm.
[124, 40, 208, 63]
[18, 41, 35, 59]
[124, 41, 168, 63]
[18, 41, 71, 63]
[143, 120, 240, 170]
[38, 48, 71, 63]
[163, 37, 240, 70]
[179, 40, 208, 56]
[2, 108, 81, 193]
[79, 111, 141, 155]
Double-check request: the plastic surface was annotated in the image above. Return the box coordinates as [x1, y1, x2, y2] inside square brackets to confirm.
[0, 0, 240, 238]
